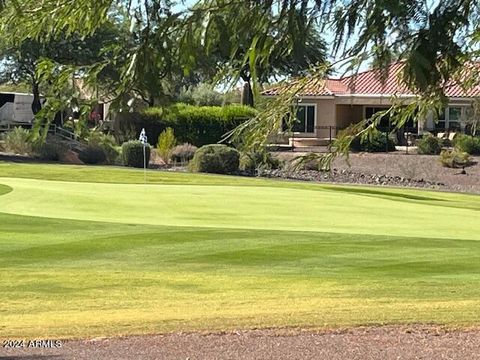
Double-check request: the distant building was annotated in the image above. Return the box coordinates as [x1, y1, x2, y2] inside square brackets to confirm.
[0, 92, 37, 124]
[263, 62, 480, 146]
[0, 91, 110, 126]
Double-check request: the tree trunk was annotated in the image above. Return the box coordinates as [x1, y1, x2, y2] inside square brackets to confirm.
[31, 81, 42, 115]
[241, 81, 254, 107]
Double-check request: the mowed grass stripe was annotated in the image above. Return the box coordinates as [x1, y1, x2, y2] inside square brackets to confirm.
[1, 163, 480, 338]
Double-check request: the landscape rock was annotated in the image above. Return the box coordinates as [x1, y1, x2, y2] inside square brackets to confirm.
[262, 168, 447, 191]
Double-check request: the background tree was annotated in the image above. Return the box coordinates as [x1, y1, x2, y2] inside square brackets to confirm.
[188, 0, 327, 106]
[0, 16, 130, 115]
[1, 0, 479, 160]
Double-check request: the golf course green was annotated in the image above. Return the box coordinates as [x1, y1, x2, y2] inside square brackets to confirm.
[1, 162, 480, 338]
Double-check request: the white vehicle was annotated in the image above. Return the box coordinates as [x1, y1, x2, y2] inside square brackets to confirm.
[0, 92, 36, 125]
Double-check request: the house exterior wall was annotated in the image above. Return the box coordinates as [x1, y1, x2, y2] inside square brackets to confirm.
[312, 98, 336, 138]
[335, 105, 364, 129]
[285, 95, 478, 142]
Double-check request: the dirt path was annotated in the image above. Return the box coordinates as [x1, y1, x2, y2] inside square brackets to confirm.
[2, 326, 480, 360]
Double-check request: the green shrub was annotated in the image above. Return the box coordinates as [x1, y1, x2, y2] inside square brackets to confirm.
[88, 131, 119, 164]
[4, 127, 32, 154]
[170, 143, 197, 164]
[35, 140, 68, 161]
[189, 144, 240, 174]
[138, 104, 257, 146]
[453, 134, 480, 155]
[240, 151, 281, 174]
[416, 134, 444, 155]
[350, 130, 396, 152]
[114, 152, 124, 166]
[78, 145, 107, 164]
[157, 127, 176, 163]
[439, 149, 471, 168]
[121, 140, 151, 168]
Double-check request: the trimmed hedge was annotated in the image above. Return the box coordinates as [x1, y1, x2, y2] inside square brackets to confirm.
[122, 103, 257, 147]
[189, 144, 240, 174]
[122, 140, 151, 168]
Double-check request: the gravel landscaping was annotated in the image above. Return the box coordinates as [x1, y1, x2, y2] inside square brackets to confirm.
[2, 326, 480, 360]
[270, 152, 480, 194]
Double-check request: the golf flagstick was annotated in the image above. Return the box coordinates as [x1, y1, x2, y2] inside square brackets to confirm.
[139, 128, 148, 184]
[143, 144, 146, 183]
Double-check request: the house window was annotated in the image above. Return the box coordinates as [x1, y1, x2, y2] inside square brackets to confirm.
[292, 105, 315, 133]
[435, 107, 462, 130]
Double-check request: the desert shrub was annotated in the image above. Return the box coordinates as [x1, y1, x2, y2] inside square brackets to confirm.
[35, 140, 68, 161]
[157, 127, 177, 163]
[416, 133, 444, 155]
[78, 145, 107, 164]
[350, 130, 396, 152]
[439, 149, 471, 168]
[189, 144, 240, 174]
[122, 140, 151, 168]
[138, 104, 257, 146]
[453, 134, 480, 155]
[240, 151, 281, 174]
[88, 131, 119, 164]
[170, 143, 197, 164]
[4, 127, 32, 154]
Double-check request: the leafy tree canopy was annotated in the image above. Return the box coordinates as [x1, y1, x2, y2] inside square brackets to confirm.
[1, 0, 479, 160]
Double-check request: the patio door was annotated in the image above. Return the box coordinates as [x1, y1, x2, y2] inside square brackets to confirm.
[292, 104, 315, 133]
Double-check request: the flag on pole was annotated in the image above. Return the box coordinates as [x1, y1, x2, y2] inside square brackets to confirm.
[138, 128, 148, 183]
[139, 128, 148, 145]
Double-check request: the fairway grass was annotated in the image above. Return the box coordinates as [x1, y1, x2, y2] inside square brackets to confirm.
[1, 162, 480, 338]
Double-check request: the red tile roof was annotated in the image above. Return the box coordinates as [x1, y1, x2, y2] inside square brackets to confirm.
[262, 62, 480, 98]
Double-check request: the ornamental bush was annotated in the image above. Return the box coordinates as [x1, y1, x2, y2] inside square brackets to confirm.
[416, 133, 444, 155]
[88, 131, 119, 164]
[137, 103, 257, 146]
[121, 140, 151, 168]
[189, 144, 240, 174]
[35, 139, 68, 161]
[439, 149, 471, 168]
[170, 143, 197, 164]
[350, 130, 396, 152]
[239, 151, 281, 174]
[453, 134, 480, 155]
[78, 145, 107, 164]
[157, 127, 176, 163]
[4, 127, 32, 154]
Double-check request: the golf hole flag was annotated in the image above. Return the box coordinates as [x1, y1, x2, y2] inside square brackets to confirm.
[139, 128, 148, 145]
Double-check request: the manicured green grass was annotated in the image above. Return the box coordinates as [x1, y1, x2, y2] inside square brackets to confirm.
[1, 161, 480, 338]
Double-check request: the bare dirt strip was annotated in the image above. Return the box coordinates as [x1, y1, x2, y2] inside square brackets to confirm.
[1, 326, 480, 360]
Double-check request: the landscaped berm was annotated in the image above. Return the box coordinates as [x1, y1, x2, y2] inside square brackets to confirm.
[1, 162, 480, 339]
